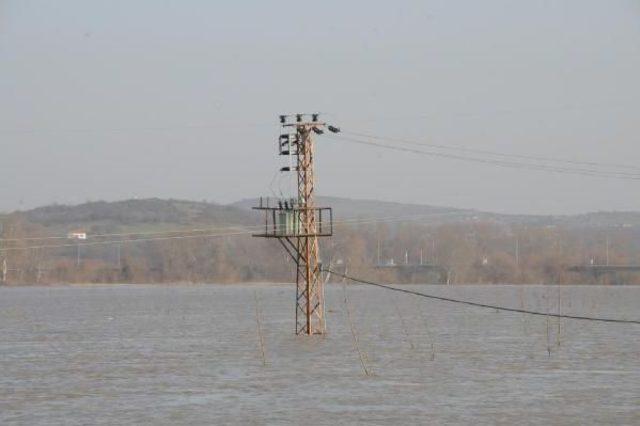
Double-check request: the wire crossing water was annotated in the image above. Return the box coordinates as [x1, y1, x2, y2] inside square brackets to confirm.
[1, 284, 639, 425]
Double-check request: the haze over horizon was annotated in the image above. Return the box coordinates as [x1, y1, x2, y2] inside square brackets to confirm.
[2, 1, 639, 215]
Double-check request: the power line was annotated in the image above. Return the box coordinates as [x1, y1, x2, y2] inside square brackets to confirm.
[0, 230, 253, 252]
[0, 211, 470, 252]
[326, 134, 640, 181]
[1, 201, 466, 244]
[324, 269, 640, 325]
[0, 213, 411, 244]
[0, 223, 260, 243]
[342, 130, 640, 173]
[333, 133, 640, 178]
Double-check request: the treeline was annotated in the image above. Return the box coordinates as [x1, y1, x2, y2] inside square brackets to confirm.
[2, 212, 639, 285]
[328, 221, 640, 285]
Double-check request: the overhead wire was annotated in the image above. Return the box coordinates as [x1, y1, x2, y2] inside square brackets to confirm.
[0, 230, 253, 252]
[2, 207, 470, 245]
[325, 134, 640, 181]
[324, 269, 640, 325]
[341, 129, 640, 173]
[0, 223, 259, 242]
[0, 210, 471, 252]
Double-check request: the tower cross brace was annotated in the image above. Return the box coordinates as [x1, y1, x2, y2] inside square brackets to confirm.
[254, 114, 337, 335]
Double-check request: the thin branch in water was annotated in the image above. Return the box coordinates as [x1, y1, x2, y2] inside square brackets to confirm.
[415, 299, 436, 361]
[342, 282, 372, 376]
[556, 286, 562, 348]
[519, 286, 529, 336]
[392, 293, 416, 350]
[253, 289, 267, 367]
[545, 287, 551, 358]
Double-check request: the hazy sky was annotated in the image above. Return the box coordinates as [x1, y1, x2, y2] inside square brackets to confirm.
[1, 1, 639, 214]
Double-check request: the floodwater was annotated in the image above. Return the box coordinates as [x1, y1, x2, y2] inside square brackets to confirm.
[1, 284, 639, 425]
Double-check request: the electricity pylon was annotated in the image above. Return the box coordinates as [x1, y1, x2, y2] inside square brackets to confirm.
[254, 114, 340, 335]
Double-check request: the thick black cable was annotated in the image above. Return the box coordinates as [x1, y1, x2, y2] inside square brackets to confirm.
[323, 269, 640, 325]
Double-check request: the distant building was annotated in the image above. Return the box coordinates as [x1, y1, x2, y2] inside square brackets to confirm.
[67, 231, 87, 240]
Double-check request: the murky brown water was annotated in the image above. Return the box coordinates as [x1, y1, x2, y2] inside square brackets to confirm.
[1, 284, 639, 425]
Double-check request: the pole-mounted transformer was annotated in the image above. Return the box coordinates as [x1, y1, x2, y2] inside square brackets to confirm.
[253, 114, 339, 335]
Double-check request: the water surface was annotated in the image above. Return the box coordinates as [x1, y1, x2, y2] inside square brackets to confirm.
[1, 284, 639, 425]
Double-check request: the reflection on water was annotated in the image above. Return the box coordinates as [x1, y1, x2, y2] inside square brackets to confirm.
[1, 284, 639, 425]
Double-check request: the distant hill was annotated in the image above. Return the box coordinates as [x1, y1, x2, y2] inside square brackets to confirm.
[22, 198, 258, 235]
[2, 196, 639, 285]
[233, 196, 640, 229]
[2, 197, 637, 235]
[233, 196, 469, 224]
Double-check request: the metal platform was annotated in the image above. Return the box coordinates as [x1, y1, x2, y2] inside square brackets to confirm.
[253, 199, 332, 238]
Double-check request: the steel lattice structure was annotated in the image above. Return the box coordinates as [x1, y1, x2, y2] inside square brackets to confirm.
[254, 114, 339, 335]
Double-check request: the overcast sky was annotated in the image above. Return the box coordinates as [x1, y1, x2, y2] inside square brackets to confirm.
[1, 1, 639, 214]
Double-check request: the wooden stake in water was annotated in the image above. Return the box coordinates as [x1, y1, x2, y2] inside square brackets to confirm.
[342, 283, 372, 376]
[556, 287, 562, 348]
[415, 299, 436, 361]
[253, 289, 267, 366]
[392, 294, 415, 350]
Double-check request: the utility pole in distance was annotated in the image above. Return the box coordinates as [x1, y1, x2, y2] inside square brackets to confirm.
[0, 221, 5, 284]
[254, 113, 340, 335]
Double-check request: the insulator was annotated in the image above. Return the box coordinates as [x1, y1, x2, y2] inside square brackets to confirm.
[328, 125, 341, 133]
[312, 113, 319, 122]
[279, 115, 286, 124]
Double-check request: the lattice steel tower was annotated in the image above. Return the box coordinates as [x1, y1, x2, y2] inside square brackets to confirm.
[254, 113, 340, 335]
